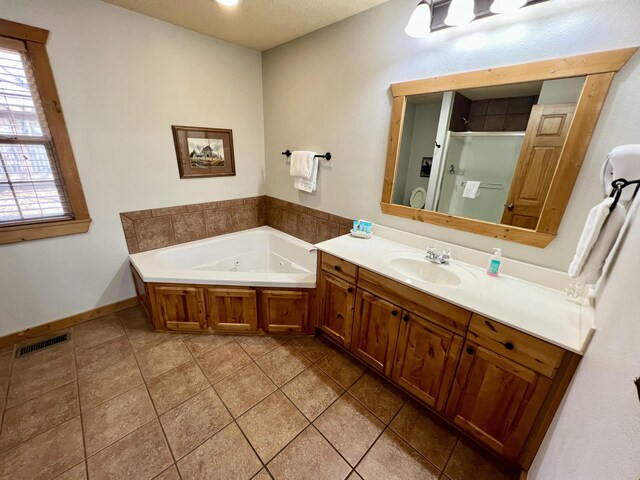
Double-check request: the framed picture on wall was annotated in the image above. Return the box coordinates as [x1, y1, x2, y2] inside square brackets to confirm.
[420, 157, 433, 177]
[172, 125, 236, 178]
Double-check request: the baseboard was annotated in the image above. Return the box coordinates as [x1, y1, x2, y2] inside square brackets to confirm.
[0, 297, 139, 349]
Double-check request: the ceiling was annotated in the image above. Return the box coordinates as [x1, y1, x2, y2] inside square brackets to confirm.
[101, 0, 391, 51]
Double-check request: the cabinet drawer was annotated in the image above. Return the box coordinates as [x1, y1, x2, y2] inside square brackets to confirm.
[468, 314, 565, 378]
[358, 268, 471, 336]
[321, 252, 358, 283]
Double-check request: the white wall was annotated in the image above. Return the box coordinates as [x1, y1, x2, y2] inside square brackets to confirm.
[529, 200, 640, 479]
[0, 0, 265, 335]
[262, 0, 640, 270]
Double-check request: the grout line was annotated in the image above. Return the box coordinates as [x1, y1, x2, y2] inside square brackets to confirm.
[71, 333, 90, 477]
[442, 435, 461, 479]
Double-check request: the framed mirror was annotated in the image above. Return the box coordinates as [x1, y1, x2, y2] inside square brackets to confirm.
[381, 48, 637, 247]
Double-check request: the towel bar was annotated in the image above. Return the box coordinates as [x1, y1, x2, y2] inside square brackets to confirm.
[282, 149, 331, 161]
[460, 181, 503, 190]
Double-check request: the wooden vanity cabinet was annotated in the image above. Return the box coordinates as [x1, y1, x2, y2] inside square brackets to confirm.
[206, 287, 258, 332]
[151, 285, 207, 331]
[392, 312, 464, 411]
[351, 289, 401, 376]
[445, 341, 552, 462]
[319, 271, 356, 347]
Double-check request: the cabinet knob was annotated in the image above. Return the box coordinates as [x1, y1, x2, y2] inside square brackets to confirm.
[504, 342, 515, 351]
[391, 310, 398, 317]
[336, 313, 344, 319]
[466, 346, 475, 355]
[334, 265, 342, 272]
[402, 314, 410, 322]
[347, 287, 354, 294]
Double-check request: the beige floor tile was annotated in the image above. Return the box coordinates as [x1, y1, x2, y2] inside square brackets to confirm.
[348, 372, 405, 424]
[0, 382, 79, 452]
[0, 417, 84, 480]
[74, 316, 125, 351]
[135, 338, 192, 380]
[316, 349, 366, 389]
[53, 462, 86, 480]
[314, 394, 384, 466]
[237, 390, 309, 462]
[390, 401, 459, 470]
[155, 465, 181, 480]
[356, 430, 439, 480]
[236, 335, 288, 360]
[281, 365, 343, 421]
[78, 355, 143, 411]
[13, 339, 74, 371]
[196, 341, 253, 384]
[347, 472, 362, 480]
[160, 388, 232, 459]
[253, 469, 273, 480]
[87, 420, 172, 480]
[125, 322, 183, 352]
[7, 354, 76, 407]
[444, 437, 518, 480]
[214, 363, 277, 418]
[82, 384, 156, 456]
[289, 335, 332, 362]
[178, 423, 262, 480]
[267, 425, 351, 480]
[75, 335, 134, 377]
[0, 350, 13, 379]
[0, 378, 8, 417]
[256, 344, 311, 386]
[182, 333, 235, 357]
[147, 360, 209, 414]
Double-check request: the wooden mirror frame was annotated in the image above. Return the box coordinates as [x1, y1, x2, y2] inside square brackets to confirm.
[381, 48, 637, 248]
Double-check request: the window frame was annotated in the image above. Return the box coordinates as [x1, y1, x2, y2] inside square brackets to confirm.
[0, 18, 90, 244]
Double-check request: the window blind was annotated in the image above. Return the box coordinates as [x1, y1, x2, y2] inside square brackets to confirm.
[0, 44, 71, 226]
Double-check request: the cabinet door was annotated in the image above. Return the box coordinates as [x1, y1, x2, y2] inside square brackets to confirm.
[445, 341, 552, 461]
[153, 285, 207, 331]
[261, 290, 309, 334]
[206, 287, 258, 332]
[351, 289, 400, 376]
[319, 272, 355, 347]
[392, 312, 463, 411]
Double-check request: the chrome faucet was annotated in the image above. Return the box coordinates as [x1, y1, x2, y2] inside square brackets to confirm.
[425, 246, 451, 265]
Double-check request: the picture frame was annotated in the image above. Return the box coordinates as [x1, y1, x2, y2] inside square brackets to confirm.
[172, 125, 236, 178]
[420, 156, 433, 178]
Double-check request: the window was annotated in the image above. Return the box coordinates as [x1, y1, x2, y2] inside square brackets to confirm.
[0, 19, 90, 244]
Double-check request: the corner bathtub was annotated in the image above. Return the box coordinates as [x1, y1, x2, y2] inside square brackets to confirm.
[129, 226, 317, 288]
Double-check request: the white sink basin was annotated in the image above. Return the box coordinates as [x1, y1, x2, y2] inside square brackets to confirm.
[384, 252, 476, 288]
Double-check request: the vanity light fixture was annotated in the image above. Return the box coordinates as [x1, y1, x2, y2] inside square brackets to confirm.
[490, 0, 526, 14]
[405, 0, 432, 38]
[216, 0, 239, 6]
[444, 0, 475, 26]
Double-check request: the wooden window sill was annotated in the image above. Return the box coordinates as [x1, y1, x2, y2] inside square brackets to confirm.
[0, 218, 92, 245]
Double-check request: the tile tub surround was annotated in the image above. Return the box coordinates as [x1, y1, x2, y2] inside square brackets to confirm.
[121, 195, 352, 253]
[0, 305, 519, 480]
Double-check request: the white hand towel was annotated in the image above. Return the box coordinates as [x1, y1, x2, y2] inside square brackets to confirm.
[293, 156, 319, 193]
[289, 151, 316, 178]
[568, 197, 625, 281]
[578, 202, 626, 284]
[463, 181, 481, 199]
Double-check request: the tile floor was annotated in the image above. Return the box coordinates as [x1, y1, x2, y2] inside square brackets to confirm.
[0, 306, 520, 480]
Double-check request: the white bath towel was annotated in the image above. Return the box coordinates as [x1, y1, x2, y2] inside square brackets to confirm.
[463, 181, 481, 199]
[293, 156, 318, 193]
[289, 151, 316, 178]
[579, 202, 626, 284]
[568, 197, 626, 283]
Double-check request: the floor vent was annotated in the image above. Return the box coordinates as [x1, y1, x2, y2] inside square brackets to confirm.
[16, 332, 71, 358]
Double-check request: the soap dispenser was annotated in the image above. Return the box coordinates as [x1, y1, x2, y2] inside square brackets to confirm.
[486, 248, 503, 277]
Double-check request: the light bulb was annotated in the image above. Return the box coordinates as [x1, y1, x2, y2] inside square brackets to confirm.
[404, 1, 432, 38]
[444, 0, 475, 26]
[216, 0, 239, 6]
[490, 0, 526, 14]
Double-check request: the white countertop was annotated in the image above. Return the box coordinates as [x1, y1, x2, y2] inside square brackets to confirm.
[315, 234, 594, 354]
